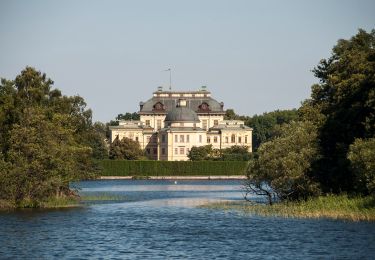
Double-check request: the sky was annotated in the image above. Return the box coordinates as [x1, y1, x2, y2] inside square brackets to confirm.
[0, 0, 374, 122]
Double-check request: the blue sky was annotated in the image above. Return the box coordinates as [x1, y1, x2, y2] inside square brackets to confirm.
[1, 0, 374, 122]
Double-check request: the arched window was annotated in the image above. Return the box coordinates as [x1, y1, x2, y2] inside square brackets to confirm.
[231, 134, 236, 143]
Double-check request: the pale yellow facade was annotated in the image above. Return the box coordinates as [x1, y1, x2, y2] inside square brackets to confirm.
[110, 88, 252, 161]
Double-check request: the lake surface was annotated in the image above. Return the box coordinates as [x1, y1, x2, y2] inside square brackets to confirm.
[1, 180, 374, 259]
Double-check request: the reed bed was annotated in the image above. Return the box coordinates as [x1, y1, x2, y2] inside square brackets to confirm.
[202, 195, 375, 222]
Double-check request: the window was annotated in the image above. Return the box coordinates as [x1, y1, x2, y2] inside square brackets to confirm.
[214, 136, 218, 143]
[135, 137, 139, 142]
[199, 135, 202, 143]
[180, 147, 184, 155]
[231, 134, 235, 143]
[180, 135, 184, 143]
[225, 136, 229, 143]
[153, 148, 157, 155]
[162, 134, 166, 143]
[186, 135, 190, 143]
[175, 135, 178, 143]
[238, 137, 242, 143]
[162, 148, 166, 155]
[174, 148, 178, 155]
[145, 120, 150, 126]
[207, 137, 211, 143]
[157, 120, 162, 130]
[146, 148, 150, 154]
[186, 148, 190, 155]
[214, 120, 218, 126]
[245, 135, 248, 143]
[202, 120, 208, 130]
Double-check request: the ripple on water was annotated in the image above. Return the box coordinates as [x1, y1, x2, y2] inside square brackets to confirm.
[0, 180, 374, 259]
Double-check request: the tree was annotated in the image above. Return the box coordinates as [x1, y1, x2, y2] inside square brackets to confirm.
[245, 121, 321, 204]
[224, 109, 240, 120]
[347, 138, 375, 195]
[245, 109, 299, 151]
[84, 122, 109, 159]
[0, 67, 98, 207]
[303, 29, 375, 193]
[221, 145, 251, 161]
[116, 112, 140, 121]
[187, 145, 213, 161]
[109, 137, 143, 160]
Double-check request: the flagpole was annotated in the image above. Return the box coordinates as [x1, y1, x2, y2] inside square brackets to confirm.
[169, 69, 172, 91]
[163, 68, 172, 91]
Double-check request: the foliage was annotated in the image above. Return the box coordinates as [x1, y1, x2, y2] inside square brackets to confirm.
[221, 145, 251, 161]
[109, 137, 143, 160]
[0, 67, 98, 208]
[224, 109, 241, 120]
[202, 195, 375, 222]
[187, 145, 213, 161]
[87, 122, 108, 159]
[245, 121, 321, 204]
[301, 29, 375, 193]
[348, 138, 375, 195]
[99, 160, 249, 176]
[245, 109, 299, 151]
[187, 144, 251, 161]
[116, 112, 140, 121]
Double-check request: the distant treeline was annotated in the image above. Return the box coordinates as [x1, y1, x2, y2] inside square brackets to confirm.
[100, 160, 249, 176]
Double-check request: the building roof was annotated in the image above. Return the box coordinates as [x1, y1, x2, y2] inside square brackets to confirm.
[139, 90, 225, 115]
[159, 126, 206, 132]
[165, 106, 200, 123]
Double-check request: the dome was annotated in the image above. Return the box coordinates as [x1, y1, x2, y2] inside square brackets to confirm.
[165, 106, 200, 123]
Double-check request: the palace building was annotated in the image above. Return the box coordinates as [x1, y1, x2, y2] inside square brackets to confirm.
[109, 87, 252, 161]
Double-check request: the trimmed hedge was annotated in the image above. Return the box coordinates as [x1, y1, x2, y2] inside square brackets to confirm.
[99, 160, 249, 176]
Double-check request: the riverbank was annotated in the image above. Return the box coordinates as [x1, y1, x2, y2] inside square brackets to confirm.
[202, 195, 375, 222]
[0, 193, 124, 210]
[100, 175, 247, 180]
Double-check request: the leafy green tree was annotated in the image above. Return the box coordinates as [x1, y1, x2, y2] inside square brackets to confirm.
[109, 137, 143, 160]
[303, 29, 375, 193]
[245, 109, 299, 151]
[0, 67, 98, 207]
[347, 138, 375, 195]
[221, 145, 251, 161]
[224, 109, 240, 120]
[116, 112, 140, 121]
[245, 121, 321, 204]
[187, 145, 213, 161]
[85, 122, 109, 159]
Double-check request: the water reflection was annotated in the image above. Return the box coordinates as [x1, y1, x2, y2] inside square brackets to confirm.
[1, 180, 374, 259]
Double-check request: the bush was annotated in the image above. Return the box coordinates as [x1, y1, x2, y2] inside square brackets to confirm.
[348, 138, 375, 195]
[99, 160, 249, 176]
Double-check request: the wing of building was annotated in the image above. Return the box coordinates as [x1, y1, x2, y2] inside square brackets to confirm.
[109, 87, 252, 160]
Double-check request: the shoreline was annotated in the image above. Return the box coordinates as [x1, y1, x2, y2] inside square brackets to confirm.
[100, 175, 247, 180]
[201, 196, 375, 222]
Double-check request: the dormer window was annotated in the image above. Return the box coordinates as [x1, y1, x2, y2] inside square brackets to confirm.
[153, 102, 165, 111]
[199, 102, 210, 112]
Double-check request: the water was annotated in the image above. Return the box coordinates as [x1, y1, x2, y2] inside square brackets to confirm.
[1, 180, 374, 259]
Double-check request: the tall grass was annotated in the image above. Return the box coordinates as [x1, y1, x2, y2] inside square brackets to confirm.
[202, 195, 375, 222]
[39, 196, 80, 208]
